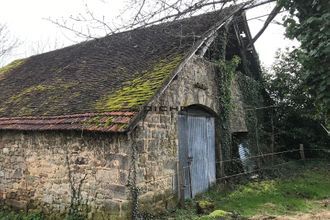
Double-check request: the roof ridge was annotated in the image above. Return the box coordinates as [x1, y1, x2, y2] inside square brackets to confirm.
[8, 5, 241, 61]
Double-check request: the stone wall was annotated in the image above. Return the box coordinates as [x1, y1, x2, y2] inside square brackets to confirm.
[0, 130, 131, 219]
[229, 75, 248, 133]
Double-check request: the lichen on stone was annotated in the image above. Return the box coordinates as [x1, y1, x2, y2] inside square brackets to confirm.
[96, 55, 183, 112]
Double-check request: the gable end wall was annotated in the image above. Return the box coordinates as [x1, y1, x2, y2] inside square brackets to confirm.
[133, 55, 221, 213]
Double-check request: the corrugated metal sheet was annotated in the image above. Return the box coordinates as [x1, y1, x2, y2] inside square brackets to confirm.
[178, 112, 216, 199]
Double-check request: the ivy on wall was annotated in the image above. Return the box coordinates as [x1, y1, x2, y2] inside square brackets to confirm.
[237, 72, 270, 156]
[215, 56, 241, 164]
[213, 27, 272, 175]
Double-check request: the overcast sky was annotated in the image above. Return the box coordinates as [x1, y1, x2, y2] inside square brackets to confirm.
[0, 0, 297, 67]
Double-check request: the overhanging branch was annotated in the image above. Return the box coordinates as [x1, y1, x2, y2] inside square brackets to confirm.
[247, 3, 283, 48]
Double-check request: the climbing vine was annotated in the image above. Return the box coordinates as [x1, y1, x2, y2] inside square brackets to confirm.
[65, 150, 89, 220]
[215, 56, 241, 173]
[216, 56, 241, 120]
[238, 73, 264, 150]
[212, 25, 273, 176]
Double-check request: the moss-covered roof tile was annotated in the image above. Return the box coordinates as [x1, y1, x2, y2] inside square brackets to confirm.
[0, 6, 238, 131]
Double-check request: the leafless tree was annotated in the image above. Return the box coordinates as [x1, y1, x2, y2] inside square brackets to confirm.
[0, 23, 20, 65]
[27, 38, 65, 55]
[47, 0, 279, 42]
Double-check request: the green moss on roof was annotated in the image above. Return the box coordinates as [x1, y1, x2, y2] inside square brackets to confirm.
[0, 59, 27, 78]
[8, 82, 78, 104]
[0, 6, 239, 118]
[9, 85, 48, 103]
[96, 55, 183, 111]
[84, 115, 114, 128]
[0, 81, 79, 116]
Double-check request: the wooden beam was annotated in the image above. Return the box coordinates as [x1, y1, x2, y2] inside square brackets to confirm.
[247, 3, 283, 48]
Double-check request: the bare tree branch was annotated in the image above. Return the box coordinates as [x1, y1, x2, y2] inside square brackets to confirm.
[247, 2, 282, 47]
[320, 124, 330, 136]
[133, 0, 147, 23]
[242, 0, 276, 10]
[0, 24, 20, 64]
[46, 0, 277, 41]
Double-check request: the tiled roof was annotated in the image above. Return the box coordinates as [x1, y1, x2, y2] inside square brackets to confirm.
[0, 5, 240, 132]
[0, 112, 136, 132]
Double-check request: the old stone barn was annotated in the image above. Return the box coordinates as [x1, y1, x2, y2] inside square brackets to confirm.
[0, 4, 270, 219]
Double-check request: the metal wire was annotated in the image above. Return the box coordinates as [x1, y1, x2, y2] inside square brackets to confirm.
[215, 149, 300, 164]
[135, 148, 328, 188]
[216, 159, 300, 181]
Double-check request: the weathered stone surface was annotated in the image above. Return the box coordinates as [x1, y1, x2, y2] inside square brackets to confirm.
[0, 130, 131, 218]
[229, 76, 248, 133]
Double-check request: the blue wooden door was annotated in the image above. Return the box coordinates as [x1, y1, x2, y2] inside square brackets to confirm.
[178, 111, 216, 199]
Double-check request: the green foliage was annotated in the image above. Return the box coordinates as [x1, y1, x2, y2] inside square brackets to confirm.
[216, 56, 240, 162]
[265, 49, 304, 109]
[217, 55, 241, 117]
[279, 0, 330, 115]
[237, 71, 268, 155]
[216, 162, 330, 216]
[165, 161, 330, 219]
[65, 213, 86, 220]
[264, 48, 329, 151]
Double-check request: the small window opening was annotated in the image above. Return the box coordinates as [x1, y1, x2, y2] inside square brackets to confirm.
[232, 132, 255, 175]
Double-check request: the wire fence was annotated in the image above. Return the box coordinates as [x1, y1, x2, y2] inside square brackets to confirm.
[135, 147, 329, 198]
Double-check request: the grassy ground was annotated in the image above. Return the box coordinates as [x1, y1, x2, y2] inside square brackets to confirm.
[166, 160, 330, 219]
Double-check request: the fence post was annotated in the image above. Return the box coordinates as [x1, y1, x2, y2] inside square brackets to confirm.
[299, 144, 305, 160]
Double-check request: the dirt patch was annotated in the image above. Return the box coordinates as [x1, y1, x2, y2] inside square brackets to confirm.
[250, 210, 330, 220]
